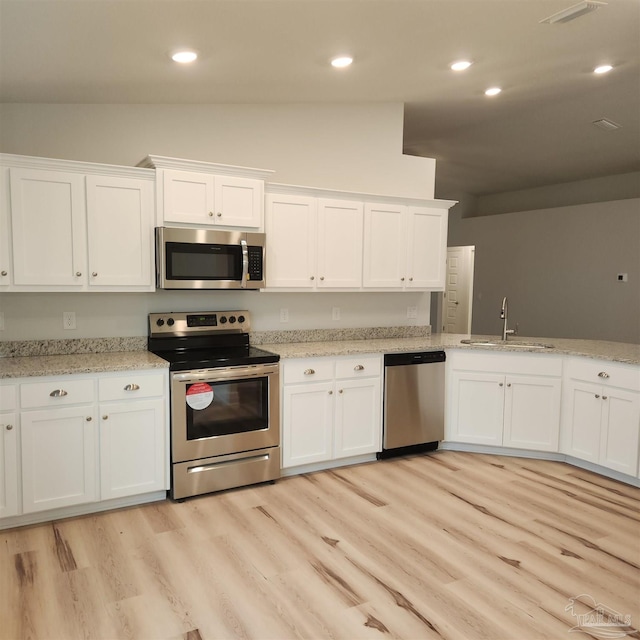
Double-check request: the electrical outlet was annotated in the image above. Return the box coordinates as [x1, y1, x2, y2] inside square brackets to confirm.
[279, 308, 289, 323]
[332, 307, 341, 321]
[0, 312, 4, 331]
[617, 273, 628, 282]
[407, 306, 418, 319]
[63, 311, 76, 330]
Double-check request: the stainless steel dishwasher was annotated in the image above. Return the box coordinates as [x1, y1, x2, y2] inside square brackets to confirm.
[379, 350, 446, 458]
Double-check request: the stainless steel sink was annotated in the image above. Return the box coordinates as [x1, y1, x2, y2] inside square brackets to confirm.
[460, 339, 554, 349]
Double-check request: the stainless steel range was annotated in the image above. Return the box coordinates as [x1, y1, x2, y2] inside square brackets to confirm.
[148, 310, 280, 500]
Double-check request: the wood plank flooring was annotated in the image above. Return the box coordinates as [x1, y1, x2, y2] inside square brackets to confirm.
[1, 451, 639, 640]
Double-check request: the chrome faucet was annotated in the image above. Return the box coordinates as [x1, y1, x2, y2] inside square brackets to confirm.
[500, 296, 516, 341]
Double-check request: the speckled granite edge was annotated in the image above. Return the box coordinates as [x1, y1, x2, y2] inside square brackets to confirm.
[0, 337, 147, 358]
[249, 325, 431, 345]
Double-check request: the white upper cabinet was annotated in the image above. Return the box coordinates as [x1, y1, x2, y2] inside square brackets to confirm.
[316, 198, 364, 288]
[265, 193, 317, 288]
[0, 154, 156, 292]
[10, 167, 87, 287]
[139, 155, 273, 230]
[86, 174, 154, 288]
[363, 204, 449, 290]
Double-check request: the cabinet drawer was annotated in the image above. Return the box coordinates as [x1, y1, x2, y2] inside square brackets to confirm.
[283, 358, 334, 384]
[566, 358, 640, 391]
[99, 372, 165, 401]
[21, 378, 95, 408]
[0, 385, 17, 411]
[335, 355, 382, 379]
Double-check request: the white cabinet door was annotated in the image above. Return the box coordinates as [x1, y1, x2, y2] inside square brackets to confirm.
[362, 202, 407, 288]
[9, 168, 86, 286]
[449, 371, 505, 445]
[99, 399, 166, 500]
[86, 174, 154, 288]
[562, 381, 603, 463]
[282, 382, 333, 468]
[503, 375, 561, 451]
[265, 193, 317, 288]
[406, 207, 448, 290]
[317, 198, 364, 288]
[0, 412, 19, 518]
[334, 377, 381, 458]
[162, 169, 215, 225]
[599, 387, 640, 476]
[21, 406, 98, 513]
[0, 168, 11, 288]
[214, 175, 263, 228]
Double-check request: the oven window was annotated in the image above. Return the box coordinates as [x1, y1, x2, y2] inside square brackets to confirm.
[186, 378, 268, 440]
[167, 242, 242, 281]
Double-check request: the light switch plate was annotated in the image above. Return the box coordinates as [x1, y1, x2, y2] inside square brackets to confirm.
[407, 306, 418, 319]
[332, 307, 341, 321]
[63, 311, 76, 330]
[279, 308, 289, 323]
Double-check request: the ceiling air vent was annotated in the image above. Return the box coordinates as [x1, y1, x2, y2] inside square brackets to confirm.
[540, 1, 607, 24]
[592, 118, 621, 131]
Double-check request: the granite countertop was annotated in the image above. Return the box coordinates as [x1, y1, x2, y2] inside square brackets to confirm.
[0, 351, 168, 380]
[261, 334, 640, 366]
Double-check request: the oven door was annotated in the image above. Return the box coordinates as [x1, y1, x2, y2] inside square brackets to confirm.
[171, 363, 279, 463]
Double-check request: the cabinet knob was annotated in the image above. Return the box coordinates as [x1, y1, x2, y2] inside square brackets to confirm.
[401, 277, 405, 282]
[597, 371, 610, 379]
[217, 212, 222, 217]
[208, 211, 214, 217]
[328, 390, 333, 395]
[338, 389, 343, 394]
[1, 270, 7, 276]
[409, 277, 413, 282]
[124, 383, 140, 391]
[310, 276, 315, 281]
[49, 389, 68, 397]
[507, 383, 511, 387]
[320, 276, 325, 281]
[354, 365, 365, 371]
[102, 415, 108, 420]
[5, 424, 13, 431]
[304, 368, 315, 375]
[602, 395, 608, 400]
[92, 272, 98, 277]
[86, 416, 92, 422]
[76, 272, 82, 277]
[595, 394, 600, 399]
[499, 382, 504, 387]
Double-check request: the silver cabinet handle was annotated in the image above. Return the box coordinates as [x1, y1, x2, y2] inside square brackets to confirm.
[50, 389, 68, 397]
[598, 372, 610, 379]
[304, 369, 315, 375]
[1, 270, 7, 276]
[75, 272, 82, 277]
[5, 424, 13, 431]
[354, 365, 365, 371]
[102, 415, 108, 420]
[124, 383, 140, 391]
[240, 239, 248, 290]
[86, 416, 92, 422]
[595, 394, 600, 398]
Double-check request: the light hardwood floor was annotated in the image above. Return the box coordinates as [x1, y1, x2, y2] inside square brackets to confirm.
[1, 451, 639, 640]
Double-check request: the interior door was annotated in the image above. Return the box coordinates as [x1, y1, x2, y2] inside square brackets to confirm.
[442, 245, 475, 333]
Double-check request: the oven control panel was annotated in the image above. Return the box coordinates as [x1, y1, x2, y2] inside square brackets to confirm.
[149, 311, 250, 337]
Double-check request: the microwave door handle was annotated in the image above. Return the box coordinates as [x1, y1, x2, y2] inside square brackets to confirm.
[240, 239, 248, 289]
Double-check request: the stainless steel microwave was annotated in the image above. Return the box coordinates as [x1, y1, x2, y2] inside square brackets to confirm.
[155, 227, 266, 290]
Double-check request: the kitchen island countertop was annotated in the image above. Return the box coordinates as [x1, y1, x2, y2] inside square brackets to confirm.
[261, 334, 640, 366]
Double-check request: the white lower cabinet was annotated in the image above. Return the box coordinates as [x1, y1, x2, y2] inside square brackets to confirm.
[0, 385, 19, 518]
[281, 355, 382, 470]
[561, 358, 640, 476]
[446, 351, 562, 452]
[1, 369, 168, 524]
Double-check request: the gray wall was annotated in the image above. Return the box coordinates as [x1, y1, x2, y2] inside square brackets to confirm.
[448, 196, 640, 343]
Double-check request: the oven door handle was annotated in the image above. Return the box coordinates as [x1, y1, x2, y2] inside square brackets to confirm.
[172, 364, 278, 383]
[240, 239, 248, 289]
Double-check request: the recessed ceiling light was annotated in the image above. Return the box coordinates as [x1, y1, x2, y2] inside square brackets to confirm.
[485, 87, 502, 96]
[594, 64, 613, 74]
[331, 56, 353, 68]
[451, 61, 473, 71]
[539, 1, 607, 24]
[171, 50, 198, 64]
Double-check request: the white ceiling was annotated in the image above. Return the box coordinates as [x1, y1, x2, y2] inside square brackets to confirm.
[1, 0, 639, 201]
